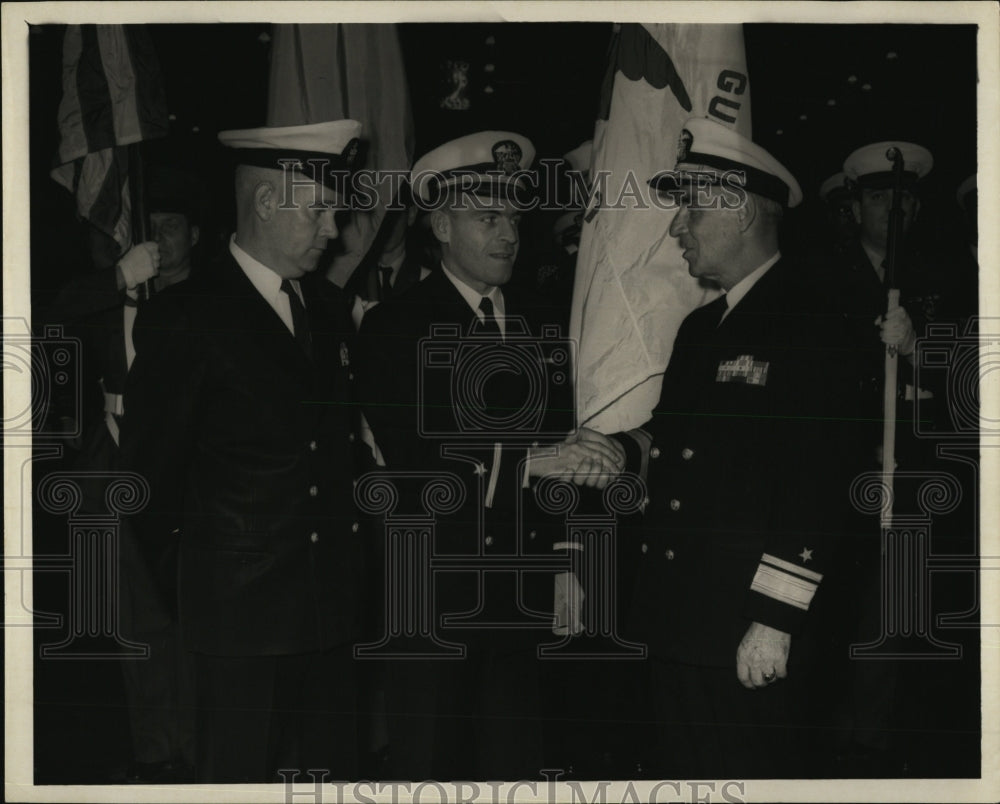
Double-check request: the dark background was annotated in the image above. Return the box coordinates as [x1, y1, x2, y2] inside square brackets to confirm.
[24, 21, 981, 784]
[27, 22, 978, 305]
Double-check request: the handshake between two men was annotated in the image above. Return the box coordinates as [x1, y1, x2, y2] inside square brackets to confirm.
[526, 427, 626, 489]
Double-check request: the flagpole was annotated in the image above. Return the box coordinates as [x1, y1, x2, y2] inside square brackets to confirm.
[880, 147, 905, 529]
[128, 141, 153, 301]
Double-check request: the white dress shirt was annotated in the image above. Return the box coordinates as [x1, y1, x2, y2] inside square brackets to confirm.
[441, 262, 507, 338]
[230, 235, 304, 336]
[440, 261, 510, 506]
[720, 251, 781, 322]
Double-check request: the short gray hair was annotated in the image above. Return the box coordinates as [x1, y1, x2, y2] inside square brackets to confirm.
[753, 193, 784, 226]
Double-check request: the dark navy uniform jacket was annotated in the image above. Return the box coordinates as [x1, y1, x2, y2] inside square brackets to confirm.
[814, 240, 975, 461]
[614, 258, 857, 667]
[356, 269, 573, 649]
[121, 252, 364, 656]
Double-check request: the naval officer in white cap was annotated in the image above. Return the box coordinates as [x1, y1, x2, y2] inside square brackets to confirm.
[122, 119, 366, 782]
[820, 141, 980, 773]
[357, 130, 625, 780]
[611, 116, 856, 777]
[842, 140, 934, 364]
[824, 140, 952, 472]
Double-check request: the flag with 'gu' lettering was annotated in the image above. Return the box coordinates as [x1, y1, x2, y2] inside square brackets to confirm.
[569, 23, 751, 433]
[50, 25, 168, 251]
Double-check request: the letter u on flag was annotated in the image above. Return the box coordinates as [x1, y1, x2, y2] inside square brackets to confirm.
[569, 24, 751, 433]
[50, 25, 168, 251]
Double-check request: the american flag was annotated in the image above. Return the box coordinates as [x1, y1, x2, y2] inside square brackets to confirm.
[50, 25, 167, 251]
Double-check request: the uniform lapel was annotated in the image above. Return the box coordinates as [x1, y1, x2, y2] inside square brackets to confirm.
[393, 255, 422, 297]
[220, 253, 312, 371]
[715, 259, 786, 334]
[425, 270, 481, 334]
[301, 275, 352, 372]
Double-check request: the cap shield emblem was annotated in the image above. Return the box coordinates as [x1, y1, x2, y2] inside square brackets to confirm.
[492, 140, 523, 175]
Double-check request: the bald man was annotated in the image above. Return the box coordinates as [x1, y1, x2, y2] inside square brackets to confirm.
[122, 121, 365, 782]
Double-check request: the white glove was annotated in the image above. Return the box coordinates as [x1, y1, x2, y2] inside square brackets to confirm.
[875, 306, 917, 356]
[553, 571, 584, 636]
[117, 241, 160, 289]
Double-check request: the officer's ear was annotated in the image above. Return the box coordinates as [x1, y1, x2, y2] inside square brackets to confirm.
[851, 199, 862, 225]
[430, 209, 451, 245]
[253, 181, 277, 222]
[735, 192, 758, 232]
[190, 225, 200, 247]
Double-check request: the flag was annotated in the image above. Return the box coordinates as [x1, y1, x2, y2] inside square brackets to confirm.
[267, 24, 415, 287]
[50, 25, 168, 251]
[569, 24, 751, 433]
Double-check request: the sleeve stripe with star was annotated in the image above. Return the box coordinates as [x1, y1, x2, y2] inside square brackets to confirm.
[750, 553, 824, 611]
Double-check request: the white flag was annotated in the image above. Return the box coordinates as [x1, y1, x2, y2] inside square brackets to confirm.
[569, 24, 751, 433]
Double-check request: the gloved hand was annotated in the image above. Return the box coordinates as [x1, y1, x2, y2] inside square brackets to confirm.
[875, 305, 917, 356]
[117, 242, 160, 289]
[553, 570, 584, 636]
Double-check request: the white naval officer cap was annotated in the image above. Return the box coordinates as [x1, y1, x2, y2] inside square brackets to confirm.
[819, 171, 851, 203]
[843, 141, 933, 190]
[649, 116, 803, 208]
[218, 119, 364, 192]
[411, 131, 536, 205]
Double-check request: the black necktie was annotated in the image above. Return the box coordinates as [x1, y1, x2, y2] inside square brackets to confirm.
[280, 279, 312, 357]
[478, 296, 502, 338]
[379, 264, 394, 301]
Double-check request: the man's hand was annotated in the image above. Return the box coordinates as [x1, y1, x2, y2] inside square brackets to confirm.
[875, 306, 917, 356]
[117, 241, 160, 289]
[736, 621, 791, 689]
[552, 570, 584, 636]
[572, 427, 626, 466]
[528, 427, 625, 488]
